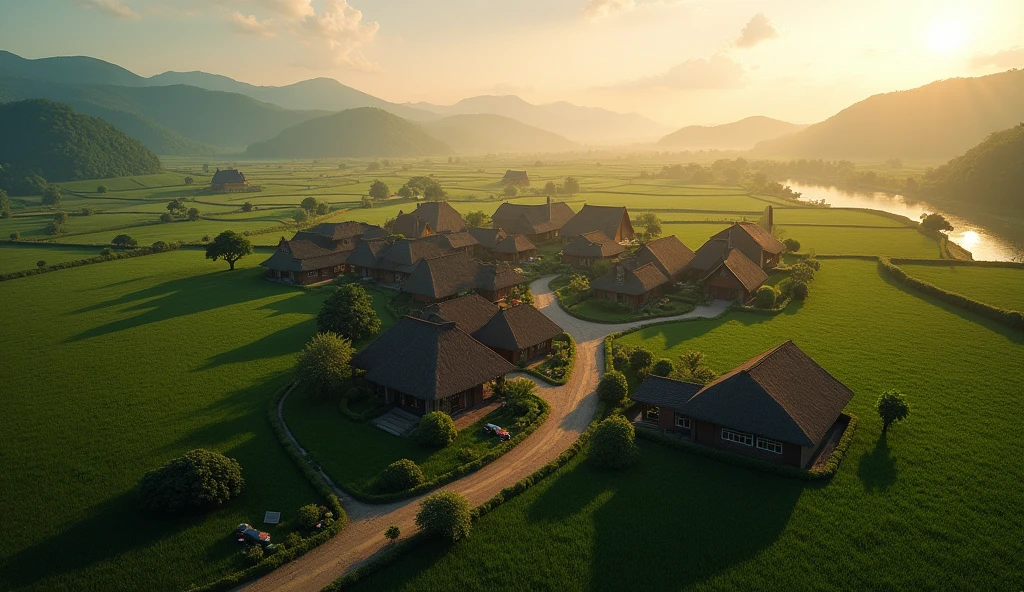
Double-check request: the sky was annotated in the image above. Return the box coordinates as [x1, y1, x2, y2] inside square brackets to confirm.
[2, 0, 1023, 127]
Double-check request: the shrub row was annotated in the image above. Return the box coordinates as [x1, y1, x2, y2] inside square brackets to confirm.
[241, 208, 347, 238]
[634, 413, 858, 480]
[0, 244, 177, 282]
[889, 258, 1024, 270]
[519, 333, 576, 386]
[878, 257, 1024, 329]
[336, 395, 552, 504]
[186, 385, 349, 592]
[731, 296, 794, 316]
[338, 398, 388, 423]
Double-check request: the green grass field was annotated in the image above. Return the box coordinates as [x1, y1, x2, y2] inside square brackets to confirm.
[776, 225, 941, 257]
[0, 250, 330, 592]
[897, 264, 1024, 311]
[348, 259, 1024, 591]
[0, 243, 109, 273]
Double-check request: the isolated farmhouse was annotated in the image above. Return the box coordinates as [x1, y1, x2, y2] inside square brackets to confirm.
[210, 168, 248, 192]
[501, 169, 531, 187]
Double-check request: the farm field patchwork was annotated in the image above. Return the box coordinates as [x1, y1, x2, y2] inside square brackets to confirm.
[0, 243, 110, 273]
[347, 259, 1024, 592]
[775, 225, 941, 257]
[0, 250, 331, 592]
[896, 263, 1024, 311]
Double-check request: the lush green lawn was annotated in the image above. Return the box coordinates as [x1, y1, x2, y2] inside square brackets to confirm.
[897, 264, 1024, 311]
[0, 243, 109, 273]
[0, 251, 331, 592]
[776, 225, 941, 257]
[772, 207, 907, 226]
[349, 259, 1024, 591]
[566, 295, 694, 323]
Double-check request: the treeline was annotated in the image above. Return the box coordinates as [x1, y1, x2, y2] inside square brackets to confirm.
[919, 123, 1023, 210]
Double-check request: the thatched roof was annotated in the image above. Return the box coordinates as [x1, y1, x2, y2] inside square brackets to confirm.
[468, 227, 507, 249]
[211, 169, 245, 184]
[421, 294, 500, 334]
[345, 239, 390, 269]
[476, 263, 526, 292]
[406, 201, 467, 234]
[631, 375, 702, 409]
[492, 234, 537, 255]
[703, 248, 768, 293]
[730, 221, 786, 255]
[306, 221, 382, 243]
[472, 304, 563, 352]
[261, 232, 350, 272]
[635, 235, 694, 278]
[491, 200, 575, 235]
[401, 251, 479, 300]
[501, 170, 530, 184]
[560, 230, 624, 258]
[352, 316, 514, 401]
[427, 231, 479, 251]
[560, 204, 634, 241]
[591, 261, 668, 295]
[392, 211, 435, 238]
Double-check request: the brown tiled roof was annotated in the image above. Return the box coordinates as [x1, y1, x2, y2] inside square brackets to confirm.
[704, 248, 768, 293]
[560, 230, 624, 258]
[492, 234, 537, 254]
[491, 201, 575, 235]
[476, 263, 526, 292]
[468, 227, 507, 249]
[211, 169, 245, 185]
[401, 251, 479, 300]
[686, 238, 729, 273]
[501, 170, 530, 184]
[345, 239, 390, 269]
[682, 341, 854, 447]
[631, 375, 703, 409]
[734, 221, 785, 254]
[406, 201, 467, 234]
[591, 261, 668, 295]
[560, 204, 634, 241]
[427, 231, 479, 251]
[421, 294, 499, 334]
[472, 304, 563, 352]
[378, 239, 448, 273]
[352, 316, 514, 401]
[392, 211, 435, 238]
[261, 231, 352, 272]
[635, 235, 695, 278]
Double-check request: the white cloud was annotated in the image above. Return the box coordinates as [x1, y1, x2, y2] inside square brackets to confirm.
[582, 0, 636, 21]
[617, 53, 745, 90]
[736, 13, 778, 49]
[228, 12, 276, 38]
[70, 0, 140, 20]
[298, 0, 379, 69]
[969, 47, 1024, 69]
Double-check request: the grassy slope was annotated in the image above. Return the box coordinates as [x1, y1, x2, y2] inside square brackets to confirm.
[0, 243, 107, 273]
[0, 251, 329, 592]
[777, 225, 940, 257]
[349, 260, 1024, 591]
[897, 264, 1024, 311]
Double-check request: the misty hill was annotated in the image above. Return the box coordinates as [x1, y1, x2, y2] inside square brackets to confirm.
[752, 70, 1024, 160]
[0, 50, 143, 87]
[421, 114, 578, 154]
[246, 108, 452, 158]
[0, 75, 325, 152]
[408, 95, 672, 145]
[0, 99, 161, 190]
[922, 123, 1024, 210]
[658, 116, 803, 150]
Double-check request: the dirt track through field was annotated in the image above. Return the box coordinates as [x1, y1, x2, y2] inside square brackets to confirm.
[239, 278, 728, 592]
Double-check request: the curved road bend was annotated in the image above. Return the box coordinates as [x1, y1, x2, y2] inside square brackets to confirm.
[240, 277, 729, 592]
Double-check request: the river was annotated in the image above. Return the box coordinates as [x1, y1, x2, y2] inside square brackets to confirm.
[785, 181, 1023, 262]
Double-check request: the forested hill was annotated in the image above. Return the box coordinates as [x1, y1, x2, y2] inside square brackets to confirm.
[922, 123, 1024, 210]
[0, 99, 162, 190]
[421, 114, 578, 154]
[657, 116, 802, 150]
[752, 69, 1024, 161]
[246, 108, 452, 158]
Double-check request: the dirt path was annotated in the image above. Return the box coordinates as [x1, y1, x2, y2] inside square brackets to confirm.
[239, 277, 728, 592]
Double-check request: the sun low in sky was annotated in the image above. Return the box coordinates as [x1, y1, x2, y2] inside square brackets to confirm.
[2, 0, 1023, 127]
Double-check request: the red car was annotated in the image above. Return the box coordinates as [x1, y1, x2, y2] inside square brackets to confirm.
[484, 423, 511, 441]
[235, 523, 271, 546]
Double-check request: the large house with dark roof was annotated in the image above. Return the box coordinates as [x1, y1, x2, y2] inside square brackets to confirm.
[352, 316, 515, 416]
[425, 231, 479, 255]
[491, 234, 537, 263]
[688, 221, 785, 275]
[702, 248, 768, 303]
[467, 227, 508, 258]
[634, 236, 695, 282]
[491, 197, 575, 242]
[260, 221, 386, 284]
[210, 168, 248, 192]
[393, 201, 467, 236]
[501, 170, 531, 187]
[560, 230, 625, 268]
[400, 251, 527, 304]
[346, 238, 448, 285]
[421, 294, 564, 364]
[631, 341, 854, 468]
[391, 212, 435, 238]
[560, 205, 636, 243]
[591, 260, 669, 308]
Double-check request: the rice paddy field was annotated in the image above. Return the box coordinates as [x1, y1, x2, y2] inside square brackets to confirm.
[897, 263, 1024, 311]
[0, 250, 330, 592]
[348, 259, 1024, 592]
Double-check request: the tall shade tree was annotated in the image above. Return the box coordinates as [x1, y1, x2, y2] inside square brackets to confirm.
[300, 196, 319, 213]
[111, 233, 138, 248]
[635, 212, 662, 240]
[920, 213, 953, 232]
[205, 230, 253, 270]
[368, 179, 390, 200]
[295, 332, 354, 399]
[562, 177, 581, 195]
[0, 188, 11, 218]
[316, 283, 381, 341]
[41, 184, 62, 207]
[876, 390, 911, 434]
[464, 210, 490, 228]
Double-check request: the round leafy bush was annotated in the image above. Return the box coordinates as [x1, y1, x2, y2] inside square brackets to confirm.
[138, 448, 244, 513]
[36, 260, 47, 268]
[296, 503, 321, 530]
[612, 350, 629, 371]
[588, 416, 640, 469]
[316, 284, 382, 342]
[99, 247, 115, 258]
[151, 240, 170, 253]
[783, 238, 801, 252]
[417, 411, 457, 448]
[378, 459, 425, 492]
[9, 231, 20, 241]
[502, 378, 539, 416]
[244, 544, 264, 564]
[295, 332, 354, 399]
[597, 371, 629, 405]
[754, 286, 778, 309]
[415, 490, 472, 542]
[629, 347, 654, 372]
[789, 262, 815, 284]
[650, 358, 675, 377]
[790, 280, 809, 300]
[804, 257, 821, 271]
[285, 532, 304, 548]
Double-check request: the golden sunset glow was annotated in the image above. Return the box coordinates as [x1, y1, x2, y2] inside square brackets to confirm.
[927, 18, 967, 53]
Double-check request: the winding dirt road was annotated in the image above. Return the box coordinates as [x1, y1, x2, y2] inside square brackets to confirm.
[240, 278, 728, 592]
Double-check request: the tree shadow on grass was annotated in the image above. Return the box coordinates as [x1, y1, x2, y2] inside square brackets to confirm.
[196, 297, 324, 371]
[857, 434, 898, 493]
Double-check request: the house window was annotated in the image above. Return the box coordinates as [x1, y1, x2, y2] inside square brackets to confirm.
[756, 438, 783, 454]
[321, 269, 329, 276]
[645, 406, 660, 420]
[333, 265, 343, 273]
[674, 415, 690, 429]
[307, 271, 318, 277]
[721, 428, 753, 446]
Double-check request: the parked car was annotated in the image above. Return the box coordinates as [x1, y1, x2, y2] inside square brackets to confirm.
[483, 423, 511, 441]
[235, 523, 271, 546]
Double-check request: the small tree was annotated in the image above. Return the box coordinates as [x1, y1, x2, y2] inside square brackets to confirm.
[41, 184, 62, 207]
[10, 231, 21, 241]
[423, 183, 446, 202]
[385, 524, 401, 544]
[296, 504, 322, 530]
[361, 195, 374, 209]
[167, 198, 187, 217]
[36, 260, 47, 268]
[151, 241, 171, 253]
[920, 213, 953, 232]
[205, 230, 253, 270]
[316, 284, 381, 341]
[503, 184, 518, 198]
[588, 415, 639, 469]
[562, 177, 581, 195]
[294, 209, 310, 224]
[138, 448, 244, 513]
[295, 332, 354, 398]
[81, 207, 95, 216]
[417, 411, 458, 448]
[597, 370, 629, 405]
[629, 347, 654, 374]
[369, 180, 390, 200]
[378, 459, 425, 492]
[415, 490, 472, 542]
[543, 180, 557, 195]
[187, 207, 200, 221]
[754, 285, 778, 309]
[651, 358, 674, 377]
[789, 280, 809, 300]
[397, 184, 414, 199]
[789, 262, 815, 284]
[242, 202, 254, 212]
[202, 163, 210, 173]
[876, 390, 910, 434]
[0, 189, 10, 219]
[366, 161, 382, 172]
[184, 177, 193, 186]
[635, 212, 661, 240]
[464, 210, 490, 228]
[783, 238, 801, 252]
[100, 247, 115, 258]
[160, 212, 174, 223]
[314, 201, 330, 216]
[112, 234, 138, 248]
[300, 196, 319, 213]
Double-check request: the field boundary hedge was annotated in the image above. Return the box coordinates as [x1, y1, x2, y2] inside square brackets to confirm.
[518, 333, 576, 386]
[554, 287, 697, 324]
[0, 244, 176, 282]
[879, 257, 1024, 330]
[635, 413, 858, 480]
[186, 384, 349, 592]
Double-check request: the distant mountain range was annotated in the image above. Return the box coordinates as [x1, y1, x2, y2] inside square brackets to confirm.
[657, 116, 804, 150]
[752, 69, 1024, 160]
[421, 114, 578, 154]
[407, 95, 673, 145]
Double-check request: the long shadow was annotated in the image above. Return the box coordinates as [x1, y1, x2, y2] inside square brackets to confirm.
[198, 321, 314, 370]
[857, 434, 897, 493]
